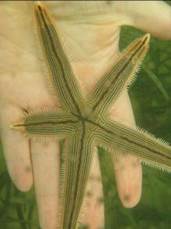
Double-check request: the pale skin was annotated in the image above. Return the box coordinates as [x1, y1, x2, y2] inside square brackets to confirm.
[0, 1, 171, 229]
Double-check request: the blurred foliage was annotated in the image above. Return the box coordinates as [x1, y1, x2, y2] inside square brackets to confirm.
[99, 24, 171, 229]
[1, 3, 171, 229]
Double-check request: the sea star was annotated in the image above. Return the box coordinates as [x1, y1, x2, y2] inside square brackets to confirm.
[13, 3, 171, 229]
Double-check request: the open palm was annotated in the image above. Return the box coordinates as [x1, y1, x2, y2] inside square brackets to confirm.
[0, 1, 171, 229]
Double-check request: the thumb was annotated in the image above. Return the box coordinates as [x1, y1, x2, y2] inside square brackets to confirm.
[114, 1, 171, 40]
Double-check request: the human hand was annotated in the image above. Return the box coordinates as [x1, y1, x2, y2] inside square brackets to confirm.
[0, 1, 171, 229]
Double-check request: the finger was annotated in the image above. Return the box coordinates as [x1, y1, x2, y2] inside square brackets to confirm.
[31, 139, 60, 229]
[109, 90, 142, 208]
[115, 1, 171, 40]
[79, 148, 104, 228]
[0, 104, 33, 191]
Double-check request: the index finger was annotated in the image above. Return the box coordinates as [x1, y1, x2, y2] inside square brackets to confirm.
[109, 90, 142, 208]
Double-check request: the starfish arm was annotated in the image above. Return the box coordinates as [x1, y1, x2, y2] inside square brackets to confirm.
[95, 118, 171, 172]
[88, 33, 149, 117]
[34, 3, 85, 115]
[13, 112, 77, 137]
[59, 125, 94, 229]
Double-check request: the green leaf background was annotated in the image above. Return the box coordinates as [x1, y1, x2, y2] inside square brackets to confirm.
[1, 5, 171, 229]
[99, 24, 171, 229]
